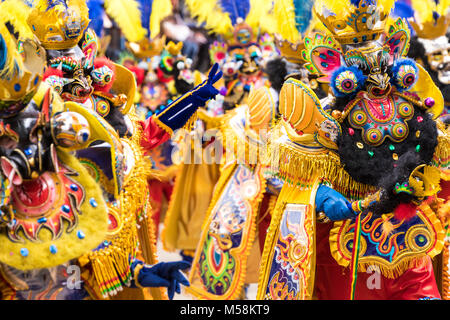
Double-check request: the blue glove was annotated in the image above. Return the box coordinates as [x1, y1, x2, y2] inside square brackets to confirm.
[154, 63, 223, 132]
[315, 185, 356, 221]
[131, 260, 190, 299]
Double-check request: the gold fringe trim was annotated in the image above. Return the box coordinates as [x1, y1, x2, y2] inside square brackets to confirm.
[267, 130, 376, 200]
[358, 255, 429, 279]
[81, 112, 165, 299]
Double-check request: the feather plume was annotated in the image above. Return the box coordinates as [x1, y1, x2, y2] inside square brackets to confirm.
[0, 0, 34, 40]
[0, 23, 23, 80]
[185, 0, 232, 35]
[245, 0, 277, 34]
[436, 0, 450, 16]
[378, 0, 396, 15]
[103, 0, 147, 42]
[314, 0, 351, 17]
[273, 0, 301, 44]
[137, 0, 152, 33]
[150, 0, 172, 38]
[219, 0, 250, 25]
[410, 0, 436, 23]
[87, 0, 105, 37]
[293, 0, 314, 35]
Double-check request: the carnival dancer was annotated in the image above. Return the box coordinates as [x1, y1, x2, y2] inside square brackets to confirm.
[0, 0, 223, 300]
[185, 86, 281, 300]
[405, 0, 450, 299]
[162, 0, 276, 266]
[257, 0, 449, 300]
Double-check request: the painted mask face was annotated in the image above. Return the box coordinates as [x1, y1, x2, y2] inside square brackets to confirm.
[419, 36, 450, 84]
[46, 53, 94, 104]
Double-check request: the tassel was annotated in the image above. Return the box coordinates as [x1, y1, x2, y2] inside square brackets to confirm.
[381, 215, 395, 236]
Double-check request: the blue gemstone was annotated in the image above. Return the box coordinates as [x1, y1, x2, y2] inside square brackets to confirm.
[14, 83, 21, 92]
[81, 132, 89, 141]
[362, 35, 367, 41]
[89, 198, 98, 208]
[77, 230, 85, 239]
[103, 240, 110, 246]
[37, 217, 47, 224]
[362, 17, 367, 23]
[24, 148, 32, 156]
[20, 248, 29, 257]
[34, 76, 39, 85]
[49, 245, 57, 254]
[319, 53, 327, 59]
[70, 184, 79, 191]
[353, 37, 359, 43]
[321, 62, 329, 68]
[61, 204, 70, 213]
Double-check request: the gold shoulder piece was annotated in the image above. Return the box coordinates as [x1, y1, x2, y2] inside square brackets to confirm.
[247, 86, 276, 131]
[279, 78, 341, 149]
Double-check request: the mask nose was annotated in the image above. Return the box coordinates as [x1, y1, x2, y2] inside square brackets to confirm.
[368, 73, 390, 90]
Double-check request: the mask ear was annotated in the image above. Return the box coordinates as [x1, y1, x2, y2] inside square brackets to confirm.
[384, 18, 410, 64]
[302, 33, 343, 83]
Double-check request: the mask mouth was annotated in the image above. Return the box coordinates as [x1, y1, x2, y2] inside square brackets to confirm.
[369, 84, 391, 98]
[437, 64, 450, 84]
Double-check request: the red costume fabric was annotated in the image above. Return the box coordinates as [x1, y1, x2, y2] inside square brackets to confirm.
[314, 223, 441, 300]
[139, 116, 171, 151]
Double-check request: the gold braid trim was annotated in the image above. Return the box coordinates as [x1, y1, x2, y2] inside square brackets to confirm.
[187, 164, 267, 300]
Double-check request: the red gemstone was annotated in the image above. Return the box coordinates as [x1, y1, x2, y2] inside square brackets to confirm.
[348, 128, 354, 135]
[417, 116, 423, 122]
[16, 178, 49, 206]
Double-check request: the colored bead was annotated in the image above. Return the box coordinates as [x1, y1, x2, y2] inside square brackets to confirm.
[389, 144, 395, 151]
[424, 97, 435, 107]
[77, 230, 85, 239]
[70, 184, 79, 191]
[392, 153, 399, 160]
[356, 142, 364, 149]
[417, 116, 423, 122]
[348, 128, 355, 135]
[416, 145, 421, 152]
[368, 151, 374, 157]
[20, 248, 29, 257]
[416, 130, 421, 138]
[61, 204, 70, 213]
[50, 245, 57, 254]
[24, 148, 33, 156]
[89, 198, 98, 208]
[37, 217, 47, 224]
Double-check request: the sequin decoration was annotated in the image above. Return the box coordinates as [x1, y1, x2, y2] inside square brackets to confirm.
[348, 95, 414, 146]
[334, 70, 359, 95]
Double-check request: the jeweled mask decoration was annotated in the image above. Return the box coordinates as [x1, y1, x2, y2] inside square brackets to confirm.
[301, 0, 444, 215]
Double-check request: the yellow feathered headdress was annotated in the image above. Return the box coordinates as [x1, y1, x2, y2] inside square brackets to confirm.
[185, 0, 275, 41]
